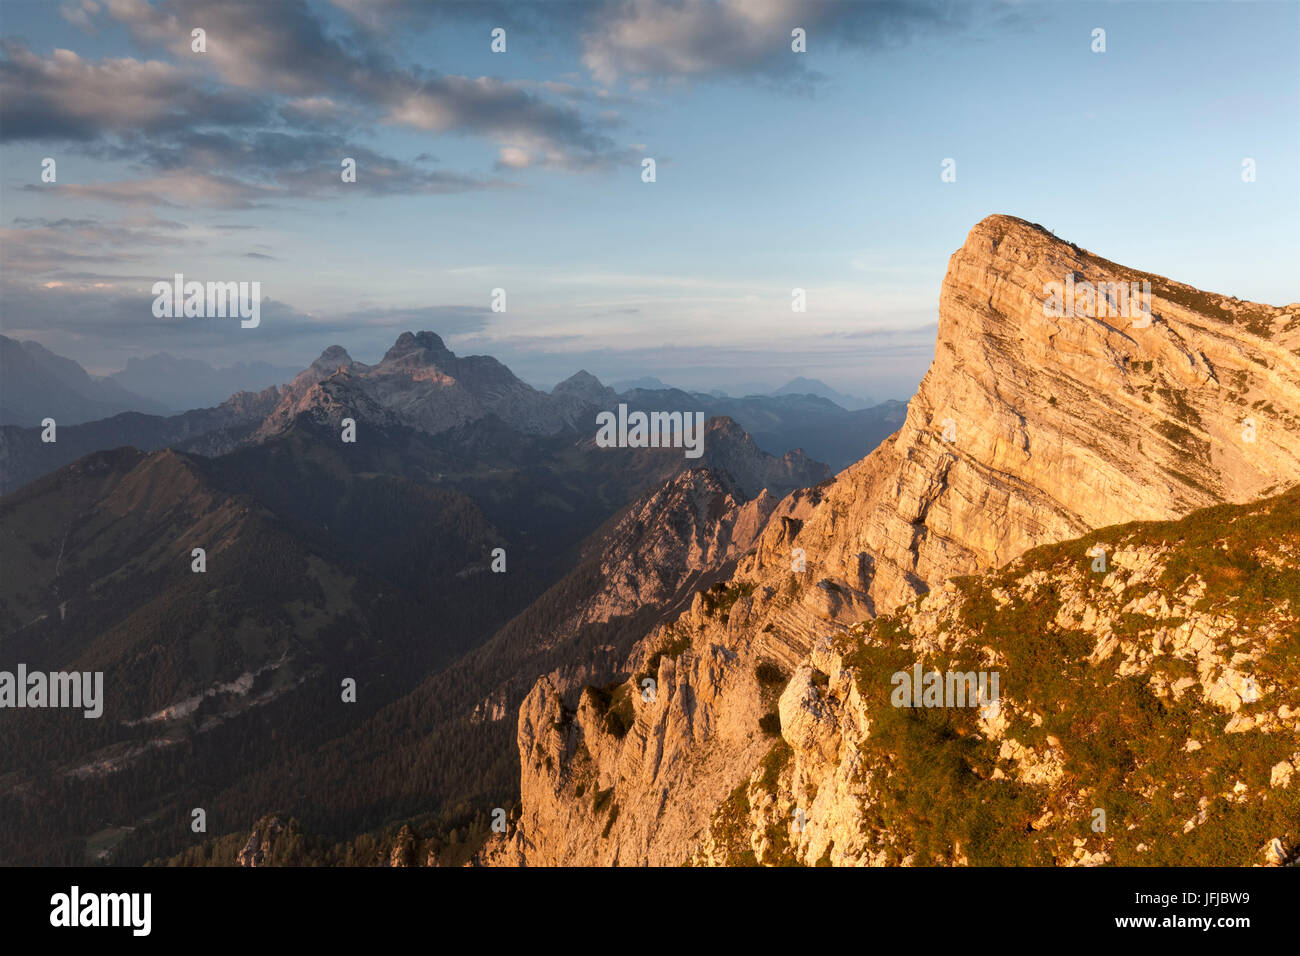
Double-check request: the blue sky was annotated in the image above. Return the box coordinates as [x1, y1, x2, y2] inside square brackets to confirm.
[1, 0, 1296, 400]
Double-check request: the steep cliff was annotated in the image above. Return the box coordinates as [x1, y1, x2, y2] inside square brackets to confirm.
[503, 214, 1300, 865]
[693, 485, 1300, 867]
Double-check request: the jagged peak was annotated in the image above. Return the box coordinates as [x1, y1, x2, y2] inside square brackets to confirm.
[312, 344, 353, 368]
[958, 214, 1285, 327]
[704, 415, 747, 439]
[381, 331, 455, 366]
[661, 465, 738, 496]
[969, 212, 1052, 236]
[556, 369, 604, 389]
[553, 369, 615, 404]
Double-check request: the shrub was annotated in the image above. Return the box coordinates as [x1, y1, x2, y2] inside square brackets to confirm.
[700, 580, 756, 618]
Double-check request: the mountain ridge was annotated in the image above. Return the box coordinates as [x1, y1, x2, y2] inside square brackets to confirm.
[0, 336, 170, 425]
[496, 213, 1300, 866]
[1, 332, 900, 492]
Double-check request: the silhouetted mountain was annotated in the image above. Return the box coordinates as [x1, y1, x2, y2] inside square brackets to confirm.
[552, 370, 617, 407]
[772, 376, 874, 410]
[0, 441, 510, 863]
[0, 336, 169, 425]
[1, 332, 874, 492]
[109, 353, 299, 412]
[0, 419, 568, 863]
[0, 387, 282, 493]
[609, 376, 672, 392]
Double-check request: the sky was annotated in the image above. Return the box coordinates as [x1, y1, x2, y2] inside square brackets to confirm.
[1, 0, 1297, 401]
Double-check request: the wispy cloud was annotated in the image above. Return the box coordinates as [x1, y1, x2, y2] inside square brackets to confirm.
[580, 0, 965, 88]
[100, 0, 634, 170]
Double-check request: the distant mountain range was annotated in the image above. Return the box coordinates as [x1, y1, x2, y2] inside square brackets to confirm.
[109, 354, 301, 413]
[0, 336, 170, 426]
[770, 377, 873, 411]
[0, 339, 299, 422]
[0, 331, 905, 493]
[612, 375, 874, 410]
[609, 376, 672, 392]
[2, 341, 881, 430]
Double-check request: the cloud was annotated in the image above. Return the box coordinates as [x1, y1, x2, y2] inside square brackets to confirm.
[0, 40, 265, 141]
[496, 146, 531, 170]
[59, 0, 103, 33]
[100, 0, 631, 170]
[1, 258, 491, 342]
[379, 73, 627, 170]
[11, 89, 512, 207]
[105, 0, 379, 97]
[27, 170, 279, 208]
[5, 0, 638, 197]
[0, 274, 495, 371]
[580, 0, 964, 87]
[327, 0, 607, 38]
[0, 214, 196, 273]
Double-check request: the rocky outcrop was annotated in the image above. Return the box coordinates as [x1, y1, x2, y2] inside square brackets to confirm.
[573, 468, 778, 629]
[236, 816, 286, 867]
[256, 368, 403, 436]
[690, 417, 828, 499]
[508, 214, 1300, 866]
[692, 485, 1300, 867]
[388, 825, 416, 867]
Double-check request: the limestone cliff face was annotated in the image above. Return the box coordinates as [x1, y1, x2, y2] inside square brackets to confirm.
[504, 215, 1300, 866]
[692, 486, 1300, 868]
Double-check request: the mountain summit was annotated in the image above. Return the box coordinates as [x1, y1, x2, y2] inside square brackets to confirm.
[553, 370, 617, 407]
[498, 214, 1300, 866]
[380, 331, 456, 368]
[258, 330, 583, 439]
